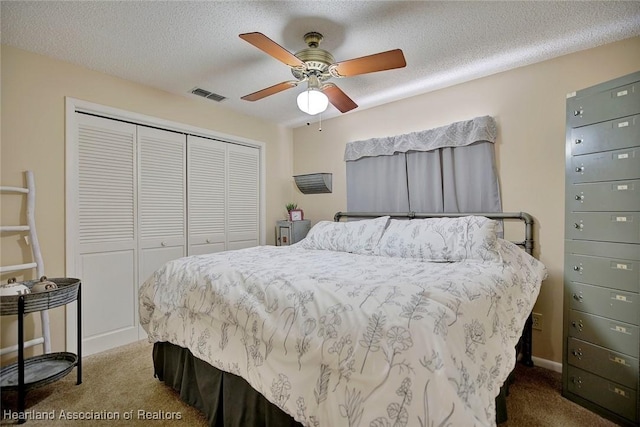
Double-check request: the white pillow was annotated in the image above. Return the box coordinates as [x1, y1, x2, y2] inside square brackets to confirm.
[297, 216, 390, 255]
[376, 216, 501, 262]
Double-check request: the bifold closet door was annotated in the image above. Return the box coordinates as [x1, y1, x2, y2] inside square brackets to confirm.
[227, 143, 260, 250]
[75, 113, 138, 355]
[187, 137, 260, 254]
[187, 136, 226, 255]
[138, 127, 186, 289]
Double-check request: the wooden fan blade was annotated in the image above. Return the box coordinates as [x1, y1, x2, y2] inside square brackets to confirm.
[332, 49, 406, 77]
[239, 32, 305, 68]
[322, 83, 358, 113]
[241, 81, 299, 102]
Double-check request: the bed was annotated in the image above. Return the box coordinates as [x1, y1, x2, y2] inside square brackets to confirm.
[140, 212, 547, 427]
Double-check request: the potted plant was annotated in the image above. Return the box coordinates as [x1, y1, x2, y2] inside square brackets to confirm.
[285, 203, 297, 213]
[285, 203, 303, 221]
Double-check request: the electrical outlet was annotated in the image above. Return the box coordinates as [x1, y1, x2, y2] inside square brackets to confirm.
[532, 312, 543, 331]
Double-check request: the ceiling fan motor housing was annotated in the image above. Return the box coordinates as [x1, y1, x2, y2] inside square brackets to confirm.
[291, 32, 335, 82]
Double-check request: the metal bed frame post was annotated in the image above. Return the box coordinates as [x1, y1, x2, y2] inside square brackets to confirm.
[334, 211, 536, 367]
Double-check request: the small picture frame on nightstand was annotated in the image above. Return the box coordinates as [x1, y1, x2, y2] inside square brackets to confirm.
[289, 209, 304, 221]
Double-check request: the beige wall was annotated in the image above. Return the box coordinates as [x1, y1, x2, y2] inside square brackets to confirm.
[0, 45, 294, 357]
[292, 36, 640, 364]
[3, 37, 639, 365]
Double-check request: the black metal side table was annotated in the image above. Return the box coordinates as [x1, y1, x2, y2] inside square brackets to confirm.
[0, 278, 82, 424]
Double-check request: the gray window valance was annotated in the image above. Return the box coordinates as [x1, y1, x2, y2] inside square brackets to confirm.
[344, 115, 497, 162]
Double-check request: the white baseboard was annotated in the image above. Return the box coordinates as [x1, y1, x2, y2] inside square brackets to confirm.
[531, 356, 562, 373]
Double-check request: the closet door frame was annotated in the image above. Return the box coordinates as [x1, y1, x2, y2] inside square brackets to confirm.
[65, 97, 266, 354]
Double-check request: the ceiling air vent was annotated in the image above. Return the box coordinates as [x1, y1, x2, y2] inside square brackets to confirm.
[294, 173, 332, 194]
[190, 87, 226, 102]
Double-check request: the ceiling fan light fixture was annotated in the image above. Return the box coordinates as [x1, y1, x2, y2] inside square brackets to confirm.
[297, 88, 328, 115]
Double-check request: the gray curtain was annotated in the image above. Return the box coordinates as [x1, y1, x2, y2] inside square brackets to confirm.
[346, 154, 409, 212]
[406, 142, 501, 212]
[345, 116, 501, 214]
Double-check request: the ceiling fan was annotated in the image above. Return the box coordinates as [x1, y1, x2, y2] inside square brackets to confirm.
[239, 31, 406, 115]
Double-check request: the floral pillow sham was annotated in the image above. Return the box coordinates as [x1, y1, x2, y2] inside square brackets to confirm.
[297, 216, 390, 255]
[375, 216, 501, 262]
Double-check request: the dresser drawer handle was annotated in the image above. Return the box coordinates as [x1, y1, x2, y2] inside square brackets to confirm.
[206, 239, 211, 244]
[571, 349, 583, 359]
[575, 166, 584, 172]
[571, 376, 583, 386]
[572, 293, 583, 302]
[573, 265, 583, 272]
[573, 110, 583, 117]
[571, 320, 583, 332]
[574, 223, 583, 230]
[574, 195, 584, 201]
[575, 139, 583, 144]
[161, 241, 167, 247]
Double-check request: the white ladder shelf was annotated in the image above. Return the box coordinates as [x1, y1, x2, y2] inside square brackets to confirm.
[0, 170, 51, 355]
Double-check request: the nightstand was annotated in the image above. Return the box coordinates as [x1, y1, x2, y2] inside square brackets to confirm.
[276, 220, 311, 246]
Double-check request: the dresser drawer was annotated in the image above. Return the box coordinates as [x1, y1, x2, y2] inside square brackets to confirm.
[568, 337, 639, 389]
[566, 240, 640, 261]
[567, 365, 637, 422]
[567, 212, 640, 244]
[568, 310, 639, 357]
[567, 79, 640, 128]
[569, 147, 640, 184]
[565, 250, 640, 294]
[570, 114, 640, 156]
[568, 180, 640, 212]
[567, 281, 639, 325]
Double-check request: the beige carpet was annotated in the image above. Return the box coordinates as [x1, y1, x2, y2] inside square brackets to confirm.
[1, 340, 619, 426]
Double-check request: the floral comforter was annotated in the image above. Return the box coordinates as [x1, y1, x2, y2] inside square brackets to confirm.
[140, 239, 546, 427]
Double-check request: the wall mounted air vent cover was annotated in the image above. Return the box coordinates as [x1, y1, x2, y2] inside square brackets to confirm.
[294, 173, 332, 194]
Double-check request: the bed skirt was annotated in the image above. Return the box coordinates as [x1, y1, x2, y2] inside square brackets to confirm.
[152, 341, 300, 427]
[152, 341, 509, 426]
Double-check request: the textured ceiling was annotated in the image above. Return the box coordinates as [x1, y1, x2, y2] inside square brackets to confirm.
[2, 1, 639, 128]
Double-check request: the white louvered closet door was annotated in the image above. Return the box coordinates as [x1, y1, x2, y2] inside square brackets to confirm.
[187, 136, 226, 255]
[75, 113, 139, 355]
[137, 127, 186, 292]
[69, 105, 264, 355]
[227, 143, 260, 250]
